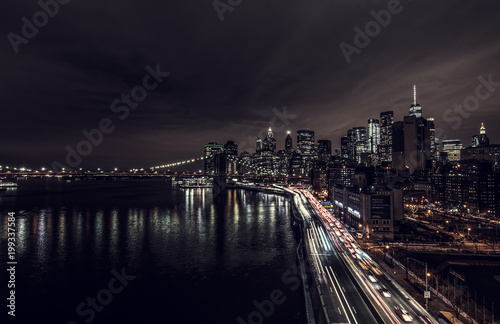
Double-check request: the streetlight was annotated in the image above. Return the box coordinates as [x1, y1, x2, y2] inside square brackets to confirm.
[427, 273, 439, 311]
[406, 257, 429, 309]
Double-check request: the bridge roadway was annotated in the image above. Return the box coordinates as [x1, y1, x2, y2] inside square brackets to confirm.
[4, 172, 307, 183]
[283, 187, 438, 324]
[286, 187, 378, 323]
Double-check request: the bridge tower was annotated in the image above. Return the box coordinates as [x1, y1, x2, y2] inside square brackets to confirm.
[213, 153, 227, 196]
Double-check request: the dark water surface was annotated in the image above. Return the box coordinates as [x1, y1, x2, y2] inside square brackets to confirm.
[0, 178, 301, 323]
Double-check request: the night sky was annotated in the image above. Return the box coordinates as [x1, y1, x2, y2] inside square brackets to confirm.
[2, 0, 500, 170]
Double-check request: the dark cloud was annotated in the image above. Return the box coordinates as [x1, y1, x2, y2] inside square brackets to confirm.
[1, 0, 500, 169]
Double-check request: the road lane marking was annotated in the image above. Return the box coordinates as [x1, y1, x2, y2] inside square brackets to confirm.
[325, 266, 351, 324]
[326, 266, 358, 324]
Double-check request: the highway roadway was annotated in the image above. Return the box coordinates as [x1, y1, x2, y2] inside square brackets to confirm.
[286, 187, 378, 323]
[292, 188, 438, 324]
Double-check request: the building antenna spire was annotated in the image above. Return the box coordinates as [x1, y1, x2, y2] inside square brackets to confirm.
[413, 84, 417, 105]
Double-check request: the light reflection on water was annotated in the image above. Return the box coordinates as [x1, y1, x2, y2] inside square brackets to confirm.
[0, 179, 300, 323]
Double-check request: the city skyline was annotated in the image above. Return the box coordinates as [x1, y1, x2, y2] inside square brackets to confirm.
[1, 1, 500, 170]
[0, 107, 495, 172]
[3, 2, 500, 324]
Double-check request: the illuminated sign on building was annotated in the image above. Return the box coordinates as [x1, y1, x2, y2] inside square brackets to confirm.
[348, 207, 361, 218]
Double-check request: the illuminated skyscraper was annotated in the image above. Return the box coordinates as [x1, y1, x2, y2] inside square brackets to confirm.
[263, 127, 277, 153]
[472, 123, 490, 147]
[297, 130, 315, 155]
[427, 117, 437, 169]
[297, 130, 316, 176]
[442, 139, 462, 162]
[379, 111, 393, 167]
[409, 84, 422, 118]
[367, 119, 380, 153]
[352, 127, 366, 164]
[255, 127, 277, 174]
[367, 119, 381, 166]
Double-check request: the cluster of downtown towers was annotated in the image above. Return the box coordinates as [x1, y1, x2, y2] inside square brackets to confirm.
[203, 85, 500, 216]
[205, 86, 452, 175]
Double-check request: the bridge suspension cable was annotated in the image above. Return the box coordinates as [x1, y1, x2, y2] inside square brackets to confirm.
[1, 154, 278, 176]
[148, 157, 205, 171]
[148, 155, 276, 176]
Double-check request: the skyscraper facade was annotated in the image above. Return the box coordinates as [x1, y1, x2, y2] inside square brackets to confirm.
[297, 130, 317, 176]
[427, 117, 438, 169]
[392, 121, 405, 169]
[442, 139, 462, 162]
[340, 136, 349, 160]
[352, 127, 366, 164]
[285, 131, 293, 152]
[471, 123, 490, 147]
[403, 115, 429, 169]
[366, 119, 380, 154]
[346, 129, 354, 160]
[401, 85, 432, 169]
[204, 142, 224, 173]
[224, 140, 238, 174]
[256, 127, 277, 174]
[379, 111, 393, 168]
[318, 139, 332, 166]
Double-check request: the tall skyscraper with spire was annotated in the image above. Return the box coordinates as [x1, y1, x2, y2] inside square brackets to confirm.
[409, 84, 422, 118]
[400, 84, 432, 169]
[263, 127, 277, 153]
[254, 127, 278, 174]
[472, 123, 490, 147]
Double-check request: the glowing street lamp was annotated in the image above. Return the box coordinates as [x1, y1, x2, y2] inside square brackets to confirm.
[407, 257, 429, 309]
